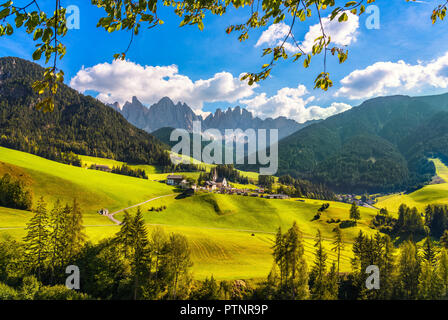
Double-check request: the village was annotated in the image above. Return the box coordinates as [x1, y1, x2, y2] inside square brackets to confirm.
[166, 169, 290, 200]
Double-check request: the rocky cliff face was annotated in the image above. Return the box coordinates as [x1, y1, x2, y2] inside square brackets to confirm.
[113, 96, 202, 132]
[111, 96, 311, 140]
[203, 106, 307, 139]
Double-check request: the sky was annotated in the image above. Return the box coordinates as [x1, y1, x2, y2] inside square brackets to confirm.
[1, 0, 448, 123]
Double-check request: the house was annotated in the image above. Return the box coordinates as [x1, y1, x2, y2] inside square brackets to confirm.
[215, 177, 228, 188]
[166, 175, 184, 186]
[180, 179, 197, 190]
[204, 181, 217, 191]
[98, 208, 109, 215]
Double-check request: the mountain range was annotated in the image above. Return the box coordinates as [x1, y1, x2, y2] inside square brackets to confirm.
[273, 93, 448, 193]
[110, 96, 312, 140]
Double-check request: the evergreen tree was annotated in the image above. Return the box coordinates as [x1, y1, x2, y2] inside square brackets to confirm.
[115, 211, 134, 259]
[311, 229, 328, 299]
[131, 208, 152, 300]
[398, 241, 421, 299]
[418, 260, 444, 300]
[438, 248, 448, 298]
[284, 222, 308, 299]
[331, 226, 344, 274]
[48, 200, 68, 282]
[65, 199, 86, 262]
[440, 230, 448, 249]
[422, 235, 438, 267]
[23, 197, 50, 281]
[349, 202, 361, 223]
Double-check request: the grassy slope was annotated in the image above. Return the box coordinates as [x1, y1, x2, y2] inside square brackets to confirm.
[0, 147, 176, 224]
[79, 154, 261, 183]
[0, 147, 378, 280]
[377, 159, 448, 213]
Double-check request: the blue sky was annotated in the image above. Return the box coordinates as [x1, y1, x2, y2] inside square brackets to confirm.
[1, 0, 448, 122]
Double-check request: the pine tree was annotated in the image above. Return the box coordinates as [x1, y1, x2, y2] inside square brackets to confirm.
[326, 263, 339, 300]
[272, 227, 285, 286]
[65, 199, 86, 262]
[349, 202, 361, 223]
[284, 222, 308, 299]
[48, 200, 68, 282]
[419, 260, 444, 299]
[331, 226, 344, 274]
[422, 235, 438, 267]
[398, 241, 421, 299]
[115, 211, 134, 259]
[440, 230, 448, 249]
[311, 229, 328, 299]
[23, 197, 50, 281]
[131, 208, 151, 300]
[438, 248, 448, 297]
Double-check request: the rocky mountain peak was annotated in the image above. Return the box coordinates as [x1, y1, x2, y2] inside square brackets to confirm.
[110, 96, 312, 139]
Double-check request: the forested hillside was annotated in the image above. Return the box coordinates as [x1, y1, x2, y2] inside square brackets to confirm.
[0, 57, 170, 165]
[276, 94, 448, 193]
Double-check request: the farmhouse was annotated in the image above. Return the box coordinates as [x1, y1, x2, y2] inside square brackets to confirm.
[167, 175, 184, 186]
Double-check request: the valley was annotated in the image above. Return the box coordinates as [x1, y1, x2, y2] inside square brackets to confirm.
[0, 146, 379, 280]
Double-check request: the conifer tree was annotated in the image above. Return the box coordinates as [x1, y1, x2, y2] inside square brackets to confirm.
[131, 208, 151, 300]
[23, 197, 50, 281]
[349, 202, 361, 224]
[438, 248, 448, 297]
[48, 200, 68, 282]
[418, 260, 444, 300]
[65, 199, 86, 262]
[115, 211, 134, 259]
[398, 241, 421, 299]
[311, 229, 328, 299]
[331, 226, 344, 274]
[422, 235, 438, 267]
[440, 230, 448, 249]
[284, 222, 308, 299]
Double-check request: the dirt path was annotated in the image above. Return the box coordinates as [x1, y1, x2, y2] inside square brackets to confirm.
[105, 194, 176, 225]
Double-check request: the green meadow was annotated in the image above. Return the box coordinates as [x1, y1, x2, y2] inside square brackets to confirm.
[0, 146, 380, 280]
[377, 158, 448, 213]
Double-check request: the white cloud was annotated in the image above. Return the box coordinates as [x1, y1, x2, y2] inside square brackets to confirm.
[336, 51, 448, 100]
[254, 13, 359, 54]
[240, 84, 352, 123]
[300, 12, 359, 53]
[255, 23, 290, 47]
[70, 60, 256, 114]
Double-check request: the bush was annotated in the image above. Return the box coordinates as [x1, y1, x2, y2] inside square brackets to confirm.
[35, 285, 90, 300]
[0, 282, 18, 300]
[339, 220, 357, 229]
[0, 173, 33, 210]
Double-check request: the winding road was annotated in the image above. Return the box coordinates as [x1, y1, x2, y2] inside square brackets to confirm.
[104, 194, 176, 225]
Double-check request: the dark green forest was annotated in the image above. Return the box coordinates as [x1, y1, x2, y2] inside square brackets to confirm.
[0, 57, 171, 166]
[274, 94, 448, 193]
